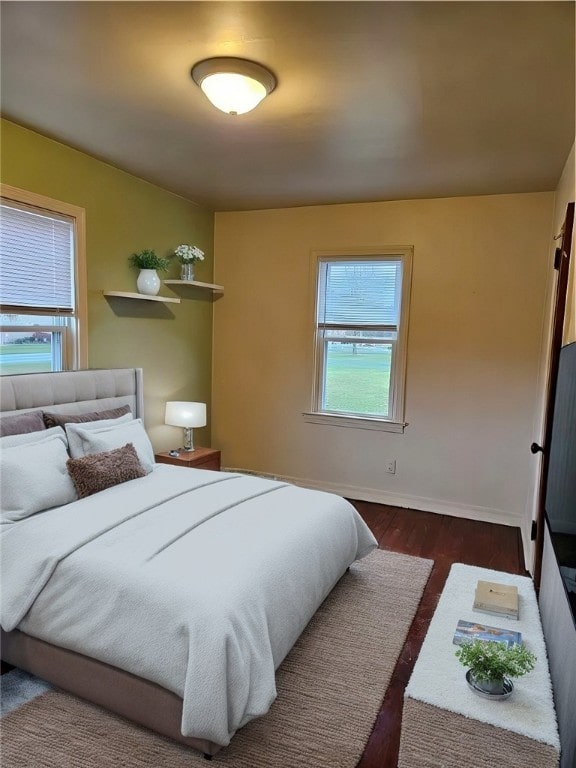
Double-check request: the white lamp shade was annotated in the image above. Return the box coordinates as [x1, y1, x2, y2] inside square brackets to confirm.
[165, 401, 206, 428]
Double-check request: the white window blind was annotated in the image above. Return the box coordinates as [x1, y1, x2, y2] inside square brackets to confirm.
[0, 202, 75, 312]
[317, 260, 402, 328]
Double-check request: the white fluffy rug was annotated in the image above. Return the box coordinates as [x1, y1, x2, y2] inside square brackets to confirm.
[405, 563, 560, 749]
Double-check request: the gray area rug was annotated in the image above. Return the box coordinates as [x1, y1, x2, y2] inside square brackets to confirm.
[0, 549, 433, 768]
[0, 669, 53, 716]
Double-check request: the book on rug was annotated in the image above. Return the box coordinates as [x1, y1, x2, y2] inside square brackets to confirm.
[452, 619, 522, 648]
[473, 579, 519, 620]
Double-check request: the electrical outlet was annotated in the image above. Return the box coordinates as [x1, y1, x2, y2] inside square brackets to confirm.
[385, 460, 396, 474]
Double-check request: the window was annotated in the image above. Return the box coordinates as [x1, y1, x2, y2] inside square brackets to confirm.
[0, 185, 87, 375]
[305, 249, 412, 432]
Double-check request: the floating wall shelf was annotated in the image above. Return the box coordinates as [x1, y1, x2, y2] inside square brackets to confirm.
[164, 280, 224, 294]
[102, 291, 181, 304]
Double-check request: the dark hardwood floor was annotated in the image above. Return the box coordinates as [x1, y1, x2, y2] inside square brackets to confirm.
[351, 501, 526, 768]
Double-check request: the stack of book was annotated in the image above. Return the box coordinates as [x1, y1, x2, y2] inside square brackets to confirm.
[473, 580, 519, 620]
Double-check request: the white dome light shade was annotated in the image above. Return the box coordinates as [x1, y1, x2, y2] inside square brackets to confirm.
[192, 57, 276, 115]
[200, 73, 267, 115]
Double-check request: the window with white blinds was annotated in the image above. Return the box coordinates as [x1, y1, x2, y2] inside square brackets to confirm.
[307, 250, 412, 431]
[0, 186, 86, 375]
[317, 260, 402, 329]
[1, 202, 75, 311]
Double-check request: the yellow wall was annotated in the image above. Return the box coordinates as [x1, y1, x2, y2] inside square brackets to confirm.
[1, 119, 215, 450]
[213, 192, 554, 531]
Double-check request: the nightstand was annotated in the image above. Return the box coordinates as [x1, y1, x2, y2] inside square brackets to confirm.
[155, 447, 221, 471]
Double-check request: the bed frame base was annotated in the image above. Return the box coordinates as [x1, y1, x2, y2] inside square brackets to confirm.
[1, 629, 222, 757]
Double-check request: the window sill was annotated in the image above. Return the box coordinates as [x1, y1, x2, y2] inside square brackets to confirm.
[302, 412, 406, 433]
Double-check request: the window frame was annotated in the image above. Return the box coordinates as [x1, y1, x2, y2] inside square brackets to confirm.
[304, 247, 413, 433]
[0, 184, 87, 372]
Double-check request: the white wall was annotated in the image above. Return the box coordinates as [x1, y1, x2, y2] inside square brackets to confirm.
[213, 192, 553, 533]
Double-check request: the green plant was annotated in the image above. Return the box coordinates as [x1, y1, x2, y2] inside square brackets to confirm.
[129, 249, 170, 272]
[455, 639, 536, 683]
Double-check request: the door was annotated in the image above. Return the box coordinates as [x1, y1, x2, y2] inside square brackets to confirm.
[532, 202, 574, 589]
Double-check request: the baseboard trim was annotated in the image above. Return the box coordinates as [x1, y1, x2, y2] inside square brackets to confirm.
[224, 467, 523, 528]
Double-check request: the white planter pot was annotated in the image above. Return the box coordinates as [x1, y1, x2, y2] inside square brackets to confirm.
[137, 269, 161, 296]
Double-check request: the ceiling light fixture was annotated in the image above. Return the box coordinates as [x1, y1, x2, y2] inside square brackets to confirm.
[191, 57, 276, 115]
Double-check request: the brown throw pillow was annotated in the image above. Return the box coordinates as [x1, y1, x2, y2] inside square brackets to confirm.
[43, 404, 131, 429]
[66, 443, 146, 498]
[0, 410, 46, 437]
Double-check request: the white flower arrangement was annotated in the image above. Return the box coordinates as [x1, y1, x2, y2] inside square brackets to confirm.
[174, 244, 205, 264]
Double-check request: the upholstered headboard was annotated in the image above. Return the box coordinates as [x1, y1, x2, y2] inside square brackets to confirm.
[0, 368, 144, 419]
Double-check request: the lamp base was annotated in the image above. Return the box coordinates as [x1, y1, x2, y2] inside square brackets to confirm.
[183, 427, 195, 452]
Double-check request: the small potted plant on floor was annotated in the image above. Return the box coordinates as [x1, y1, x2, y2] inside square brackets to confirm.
[455, 639, 537, 698]
[129, 249, 170, 295]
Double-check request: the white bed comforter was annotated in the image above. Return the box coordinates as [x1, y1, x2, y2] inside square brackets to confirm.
[1, 465, 376, 745]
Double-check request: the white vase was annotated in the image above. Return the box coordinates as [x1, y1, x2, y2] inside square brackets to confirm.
[137, 269, 161, 296]
[180, 263, 195, 281]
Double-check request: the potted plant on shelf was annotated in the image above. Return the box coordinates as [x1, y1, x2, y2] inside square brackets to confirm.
[455, 638, 537, 699]
[173, 244, 205, 282]
[129, 249, 170, 296]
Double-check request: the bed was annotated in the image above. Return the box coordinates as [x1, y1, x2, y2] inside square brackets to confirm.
[0, 368, 377, 757]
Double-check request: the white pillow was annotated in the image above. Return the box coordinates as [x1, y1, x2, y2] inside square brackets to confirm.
[0, 433, 77, 524]
[65, 412, 133, 458]
[0, 426, 66, 449]
[66, 418, 155, 474]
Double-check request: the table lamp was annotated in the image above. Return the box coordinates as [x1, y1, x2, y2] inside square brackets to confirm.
[165, 401, 206, 452]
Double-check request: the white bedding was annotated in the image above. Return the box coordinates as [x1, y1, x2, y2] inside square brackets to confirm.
[0, 464, 376, 746]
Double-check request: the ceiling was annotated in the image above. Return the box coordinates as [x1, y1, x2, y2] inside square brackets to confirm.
[1, 2, 574, 212]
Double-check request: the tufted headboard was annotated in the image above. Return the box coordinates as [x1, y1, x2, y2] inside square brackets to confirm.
[0, 368, 144, 420]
